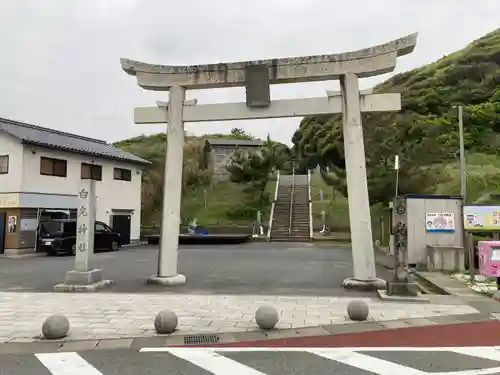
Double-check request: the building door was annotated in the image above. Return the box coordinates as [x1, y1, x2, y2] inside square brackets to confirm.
[111, 215, 131, 245]
[0, 212, 5, 254]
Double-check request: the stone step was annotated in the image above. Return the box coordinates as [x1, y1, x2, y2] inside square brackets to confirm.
[271, 238, 311, 242]
[272, 229, 309, 234]
[272, 229, 308, 232]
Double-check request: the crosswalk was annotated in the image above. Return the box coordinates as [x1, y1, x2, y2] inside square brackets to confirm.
[3, 346, 500, 375]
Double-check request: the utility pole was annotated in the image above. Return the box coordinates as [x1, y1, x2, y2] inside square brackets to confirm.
[457, 105, 467, 201]
[394, 154, 400, 198]
[455, 105, 473, 281]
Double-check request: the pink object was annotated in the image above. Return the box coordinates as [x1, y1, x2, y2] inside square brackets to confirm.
[478, 241, 500, 277]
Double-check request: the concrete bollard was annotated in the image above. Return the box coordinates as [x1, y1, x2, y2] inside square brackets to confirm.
[347, 300, 369, 321]
[154, 310, 178, 334]
[255, 305, 279, 330]
[42, 314, 70, 340]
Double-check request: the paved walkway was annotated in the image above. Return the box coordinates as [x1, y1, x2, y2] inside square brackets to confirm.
[0, 292, 478, 343]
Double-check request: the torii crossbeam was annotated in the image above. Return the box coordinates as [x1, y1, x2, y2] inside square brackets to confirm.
[121, 33, 418, 290]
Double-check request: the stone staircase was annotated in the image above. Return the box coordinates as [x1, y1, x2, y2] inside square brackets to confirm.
[270, 174, 311, 242]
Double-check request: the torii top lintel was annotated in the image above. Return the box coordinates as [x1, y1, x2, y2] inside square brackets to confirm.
[121, 33, 417, 91]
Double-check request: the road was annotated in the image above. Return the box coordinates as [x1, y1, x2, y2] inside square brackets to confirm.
[3, 347, 500, 375]
[0, 243, 391, 296]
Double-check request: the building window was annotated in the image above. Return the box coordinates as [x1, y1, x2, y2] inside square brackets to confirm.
[81, 163, 102, 181]
[40, 157, 67, 177]
[113, 167, 132, 181]
[0, 155, 8, 174]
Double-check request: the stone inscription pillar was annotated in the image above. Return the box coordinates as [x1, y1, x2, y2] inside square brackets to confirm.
[148, 85, 187, 286]
[74, 179, 96, 272]
[53, 178, 114, 292]
[340, 73, 385, 290]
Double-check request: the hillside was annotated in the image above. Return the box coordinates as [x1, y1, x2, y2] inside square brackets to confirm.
[114, 130, 277, 226]
[293, 28, 500, 210]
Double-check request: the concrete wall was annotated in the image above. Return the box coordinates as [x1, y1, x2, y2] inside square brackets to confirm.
[17, 145, 142, 241]
[403, 197, 463, 265]
[0, 132, 23, 192]
[209, 146, 260, 181]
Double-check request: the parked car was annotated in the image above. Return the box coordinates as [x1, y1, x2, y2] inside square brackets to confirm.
[38, 219, 121, 256]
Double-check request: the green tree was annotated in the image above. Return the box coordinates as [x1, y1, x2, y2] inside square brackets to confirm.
[292, 28, 500, 204]
[230, 128, 252, 138]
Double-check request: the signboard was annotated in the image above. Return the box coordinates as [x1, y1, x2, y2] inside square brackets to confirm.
[7, 216, 17, 233]
[0, 193, 19, 208]
[463, 205, 500, 231]
[425, 212, 456, 232]
[20, 218, 37, 231]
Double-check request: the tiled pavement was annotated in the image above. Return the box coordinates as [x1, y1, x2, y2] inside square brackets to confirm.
[0, 292, 479, 344]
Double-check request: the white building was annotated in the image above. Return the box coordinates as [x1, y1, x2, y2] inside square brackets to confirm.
[0, 117, 150, 255]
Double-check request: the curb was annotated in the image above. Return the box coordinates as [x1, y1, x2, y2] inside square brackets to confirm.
[413, 271, 452, 296]
[0, 243, 143, 259]
[311, 240, 352, 246]
[0, 253, 48, 259]
[0, 313, 492, 354]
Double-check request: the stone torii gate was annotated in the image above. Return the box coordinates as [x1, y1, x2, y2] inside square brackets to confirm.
[121, 33, 418, 290]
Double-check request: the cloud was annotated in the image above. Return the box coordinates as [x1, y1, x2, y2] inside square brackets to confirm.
[0, 0, 499, 145]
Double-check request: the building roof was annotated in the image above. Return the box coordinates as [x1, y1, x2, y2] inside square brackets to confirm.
[0, 117, 150, 166]
[205, 138, 263, 148]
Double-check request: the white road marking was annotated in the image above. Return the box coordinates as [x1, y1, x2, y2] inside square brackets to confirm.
[433, 367, 500, 375]
[310, 349, 427, 375]
[167, 348, 267, 375]
[35, 352, 103, 375]
[451, 346, 500, 362]
[141, 347, 500, 375]
[32, 347, 500, 375]
[141, 346, 500, 352]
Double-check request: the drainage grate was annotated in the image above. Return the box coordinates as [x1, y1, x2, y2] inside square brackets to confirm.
[184, 334, 220, 345]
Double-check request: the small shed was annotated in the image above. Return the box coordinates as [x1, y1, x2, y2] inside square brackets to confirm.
[392, 194, 464, 270]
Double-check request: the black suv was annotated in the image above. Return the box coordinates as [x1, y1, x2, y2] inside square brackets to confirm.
[39, 219, 121, 256]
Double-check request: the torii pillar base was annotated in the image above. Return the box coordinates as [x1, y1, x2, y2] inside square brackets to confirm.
[343, 277, 387, 291]
[146, 274, 187, 286]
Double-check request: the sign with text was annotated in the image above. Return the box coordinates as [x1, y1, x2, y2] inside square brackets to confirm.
[0, 193, 19, 208]
[425, 212, 456, 232]
[75, 179, 96, 272]
[464, 205, 500, 231]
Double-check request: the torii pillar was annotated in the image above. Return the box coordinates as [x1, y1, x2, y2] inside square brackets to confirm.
[121, 32, 418, 289]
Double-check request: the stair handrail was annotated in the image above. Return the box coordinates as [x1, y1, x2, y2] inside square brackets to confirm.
[267, 169, 280, 240]
[289, 164, 295, 236]
[308, 168, 313, 239]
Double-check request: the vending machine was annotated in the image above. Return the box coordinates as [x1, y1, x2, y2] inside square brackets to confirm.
[477, 241, 500, 277]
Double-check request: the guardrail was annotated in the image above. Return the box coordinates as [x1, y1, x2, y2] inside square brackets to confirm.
[308, 169, 313, 239]
[267, 170, 280, 240]
[288, 166, 296, 236]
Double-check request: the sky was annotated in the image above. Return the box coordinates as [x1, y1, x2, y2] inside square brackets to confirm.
[0, 1, 499, 146]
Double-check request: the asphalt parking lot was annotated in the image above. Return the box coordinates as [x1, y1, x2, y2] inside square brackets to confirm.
[0, 243, 391, 296]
